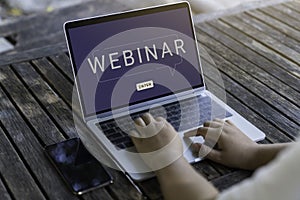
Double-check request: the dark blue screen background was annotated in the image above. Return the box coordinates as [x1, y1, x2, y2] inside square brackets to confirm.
[67, 6, 204, 116]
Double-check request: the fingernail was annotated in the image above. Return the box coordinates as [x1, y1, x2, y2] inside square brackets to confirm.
[129, 130, 139, 137]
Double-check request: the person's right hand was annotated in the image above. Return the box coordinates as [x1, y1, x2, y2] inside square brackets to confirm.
[130, 113, 183, 171]
[184, 119, 259, 170]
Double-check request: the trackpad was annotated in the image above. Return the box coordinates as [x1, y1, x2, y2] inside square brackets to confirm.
[178, 131, 204, 163]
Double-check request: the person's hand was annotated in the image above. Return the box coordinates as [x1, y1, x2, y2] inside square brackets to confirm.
[184, 119, 259, 170]
[130, 113, 183, 171]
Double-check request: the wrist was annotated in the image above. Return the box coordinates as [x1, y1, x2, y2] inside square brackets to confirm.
[155, 156, 187, 177]
[252, 143, 290, 169]
[240, 143, 261, 170]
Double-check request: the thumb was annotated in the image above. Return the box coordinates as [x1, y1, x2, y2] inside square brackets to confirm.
[129, 130, 140, 138]
[197, 143, 222, 162]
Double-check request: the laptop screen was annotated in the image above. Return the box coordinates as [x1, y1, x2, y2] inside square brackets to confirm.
[65, 2, 204, 117]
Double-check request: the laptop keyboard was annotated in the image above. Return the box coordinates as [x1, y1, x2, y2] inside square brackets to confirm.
[96, 95, 232, 150]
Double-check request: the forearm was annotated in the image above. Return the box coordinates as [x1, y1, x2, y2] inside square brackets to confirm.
[156, 157, 218, 200]
[250, 143, 291, 169]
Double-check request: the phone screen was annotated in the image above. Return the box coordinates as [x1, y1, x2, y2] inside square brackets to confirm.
[44, 138, 113, 195]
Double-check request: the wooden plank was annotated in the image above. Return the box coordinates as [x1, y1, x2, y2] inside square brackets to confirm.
[32, 58, 73, 108]
[201, 46, 300, 138]
[221, 15, 300, 66]
[272, 4, 300, 23]
[11, 62, 78, 138]
[140, 178, 161, 199]
[106, 170, 145, 200]
[0, 177, 11, 200]
[258, 139, 272, 145]
[192, 0, 290, 24]
[199, 20, 300, 91]
[0, 0, 127, 37]
[0, 1, 129, 64]
[206, 161, 234, 175]
[14, 32, 64, 53]
[1, 0, 128, 60]
[82, 189, 114, 200]
[283, 1, 300, 13]
[0, 126, 43, 200]
[259, 6, 300, 32]
[48, 53, 74, 82]
[16, 0, 128, 42]
[246, 9, 300, 43]
[31, 57, 83, 118]
[192, 160, 221, 180]
[138, 178, 161, 200]
[0, 43, 67, 67]
[32, 57, 84, 119]
[210, 170, 252, 191]
[225, 92, 294, 143]
[0, 66, 66, 145]
[207, 17, 300, 80]
[45, 54, 79, 115]
[0, 86, 79, 200]
[204, 76, 292, 143]
[235, 12, 300, 53]
[196, 28, 300, 107]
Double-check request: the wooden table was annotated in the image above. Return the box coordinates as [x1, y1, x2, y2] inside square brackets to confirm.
[0, 1, 299, 200]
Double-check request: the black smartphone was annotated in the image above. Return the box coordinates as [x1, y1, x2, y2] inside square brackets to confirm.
[44, 138, 113, 195]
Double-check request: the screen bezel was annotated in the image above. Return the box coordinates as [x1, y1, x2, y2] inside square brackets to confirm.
[64, 1, 204, 118]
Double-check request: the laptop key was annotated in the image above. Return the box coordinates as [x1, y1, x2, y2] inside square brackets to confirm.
[124, 140, 134, 148]
[116, 143, 126, 149]
[102, 128, 115, 135]
[107, 133, 123, 141]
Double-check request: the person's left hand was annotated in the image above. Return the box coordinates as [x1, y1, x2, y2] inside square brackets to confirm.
[184, 119, 259, 170]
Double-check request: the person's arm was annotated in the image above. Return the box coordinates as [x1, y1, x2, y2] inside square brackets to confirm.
[155, 157, 218, 200]
[184, 119, 291, 170]
[250, 143, 290, 169]
[130, 114, 291, 200]
[130, 113, 218, 200]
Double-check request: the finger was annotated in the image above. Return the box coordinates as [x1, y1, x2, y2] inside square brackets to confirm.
[155, 116, 169, 127]
[155, 116, 165, 122]
[130, 131, 143, 150]
[198, 143, 222, 161]
[191, 143, 201, 153]
[184, 127, 211, 138]
[203, 121, 211, 127]
[141, 113, 154, 125]
[214, 118, 225, 123]
[134, 117, 146, 127]
[129, 130, 140, 138]
[225, 119, 236, 127]
[205, 147, 222, 163]
[203, 120, 223, 128]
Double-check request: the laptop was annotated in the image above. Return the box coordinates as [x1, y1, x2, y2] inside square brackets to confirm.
[64, 1, 265, 181]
